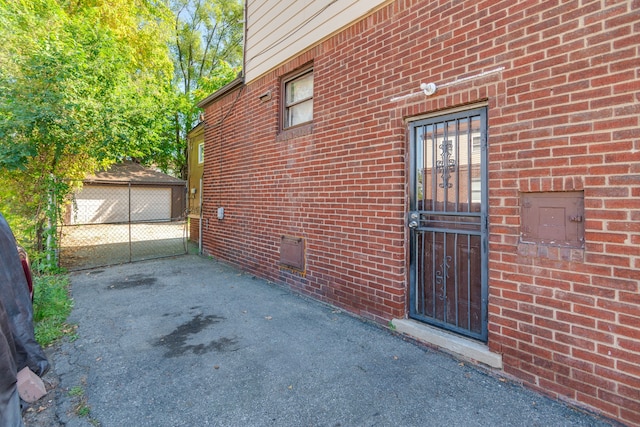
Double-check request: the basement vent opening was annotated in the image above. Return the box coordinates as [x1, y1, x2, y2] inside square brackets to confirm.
[280, 236, 305, 270]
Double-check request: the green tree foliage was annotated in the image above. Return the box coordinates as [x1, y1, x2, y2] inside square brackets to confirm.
[0, 0, 243, 265]
[0, 0, 175, 259]
[167, 0, 243, 179]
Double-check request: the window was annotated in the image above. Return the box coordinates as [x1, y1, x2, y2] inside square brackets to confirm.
[198, 142, 204, 164]
[283, 69, 313, 129]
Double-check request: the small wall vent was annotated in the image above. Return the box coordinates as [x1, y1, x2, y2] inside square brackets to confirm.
[280, 236, 305, 270]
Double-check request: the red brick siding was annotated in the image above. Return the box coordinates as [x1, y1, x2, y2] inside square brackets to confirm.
[188, 217, 199, 243]
[201, 1, 640, 424]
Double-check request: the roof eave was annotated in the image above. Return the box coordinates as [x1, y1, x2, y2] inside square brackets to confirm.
[196, 76, 245, 109]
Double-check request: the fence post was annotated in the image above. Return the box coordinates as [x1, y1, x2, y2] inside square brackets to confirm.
[198, 177, 203, 255]
[44, 173, 60, 270]
[46, 175, 54, 265]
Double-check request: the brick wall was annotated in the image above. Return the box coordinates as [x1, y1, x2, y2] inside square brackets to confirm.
[188, 216, 199, 243]
[201, 1, 640, 424]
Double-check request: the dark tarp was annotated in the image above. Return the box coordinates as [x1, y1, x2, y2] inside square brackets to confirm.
[0, 213, 49, 376]
[0, 297, 24, 426]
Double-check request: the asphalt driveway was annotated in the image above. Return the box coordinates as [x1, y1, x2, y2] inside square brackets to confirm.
[48, 255, 612, 426]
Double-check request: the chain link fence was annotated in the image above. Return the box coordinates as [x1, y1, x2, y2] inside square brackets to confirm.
[59, 181, 187, 271]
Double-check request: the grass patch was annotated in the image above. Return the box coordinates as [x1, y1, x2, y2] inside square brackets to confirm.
[76, 404, 91, 417]
[68, 383, 96, 423]
[32, 273, 74, 346]
[68, 386, 84, 397]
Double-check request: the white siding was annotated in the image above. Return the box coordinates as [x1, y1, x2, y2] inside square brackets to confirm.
[244, 0, 389, 83]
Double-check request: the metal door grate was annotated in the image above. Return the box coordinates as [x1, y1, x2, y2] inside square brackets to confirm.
[408, 107, 488, 341]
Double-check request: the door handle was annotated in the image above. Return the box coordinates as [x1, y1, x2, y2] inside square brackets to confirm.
[408, 220, 418, 229]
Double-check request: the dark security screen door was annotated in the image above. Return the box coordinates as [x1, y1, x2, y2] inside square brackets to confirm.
[408, 108, 488, 341]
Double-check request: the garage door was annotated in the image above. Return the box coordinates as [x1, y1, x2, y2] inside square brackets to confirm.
[131, 187, 171, 222]
[71, 185, 171, 224]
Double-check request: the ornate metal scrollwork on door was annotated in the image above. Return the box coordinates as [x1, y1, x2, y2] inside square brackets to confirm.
[436, 140, 456, 189]
[434, 255, 452, 300]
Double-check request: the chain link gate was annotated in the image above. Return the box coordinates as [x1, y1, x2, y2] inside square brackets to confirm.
[59, 181, 187, 271]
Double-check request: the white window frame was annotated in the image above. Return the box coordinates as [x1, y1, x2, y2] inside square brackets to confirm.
[283, 68, 313, 129]
[198, 142, 204, 164]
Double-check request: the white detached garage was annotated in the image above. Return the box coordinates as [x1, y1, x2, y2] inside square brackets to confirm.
[69, 161, 186, 225]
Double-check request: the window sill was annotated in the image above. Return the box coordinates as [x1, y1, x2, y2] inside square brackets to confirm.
[277, 123, 313, 141]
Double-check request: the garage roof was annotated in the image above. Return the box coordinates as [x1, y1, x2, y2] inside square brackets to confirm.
[84, 161, 185, 185]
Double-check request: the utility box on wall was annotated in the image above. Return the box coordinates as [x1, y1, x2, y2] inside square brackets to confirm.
[521, 191, 585, 248]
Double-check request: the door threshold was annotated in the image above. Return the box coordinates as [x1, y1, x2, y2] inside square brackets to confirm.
[391, 318, 502, 369]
